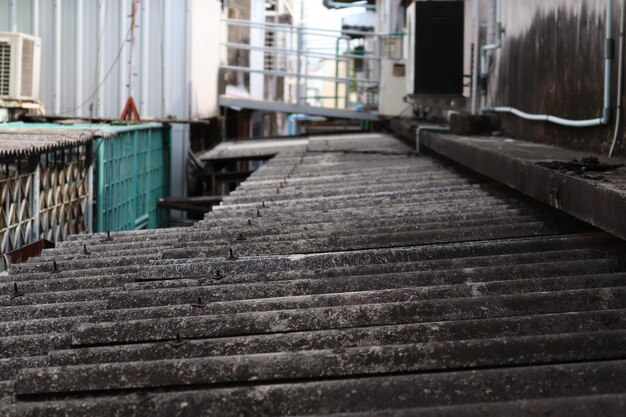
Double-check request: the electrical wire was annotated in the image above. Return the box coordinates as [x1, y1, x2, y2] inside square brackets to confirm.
[59, 21, 134, 116]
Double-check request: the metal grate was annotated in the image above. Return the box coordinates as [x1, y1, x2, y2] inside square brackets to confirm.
[0, 41, 11, 96]
[20, 38, 34, 97]
[96, 127, 170, 232]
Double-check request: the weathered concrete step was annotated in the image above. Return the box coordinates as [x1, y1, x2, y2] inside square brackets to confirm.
[0, 316, 88, 338]
[7, 359, 626, 416]
[49, 202, 534, 257]
[306, 394, 626, 417]
[0, 275, 133, 297]
[107, 256, 626, 310]
[40, 212, 546, 260]
[203, 197, 524, 227]
[140, 233, 619, 280]
[237, 166, 453, 189]
[0, 334, 70, 361]
[233, 169, 465, 192]
[11, 255, 155, 275]
[212, 184, 484, 211]
[72, 287, 626, 346]
[0, 356, 48, 383]
[164, 221, 589, 259]
[36, 241, 176, 261]
[0, 301, 105, 323]
[208, 186, 509, 217]
[97, 273, 626, 322]
[3, 266, 139, 285]
[126, 246, 620, 291]
[2, 288, 117, 307]
[64, 227, 191, 242]
[199, 206, 545, 235]
[16, 331, 626, 396]
[224, 177, 475, 203]
[180, 215, 554, 245]
[0, 381, 13, 404]
[49, 309, 626, 367]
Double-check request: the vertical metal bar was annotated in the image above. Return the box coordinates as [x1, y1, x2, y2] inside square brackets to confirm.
[32, 0, 39, 36]
[31, 161, 40, 243]
[86, 158, 94, 233]
[140, 0, 150, 115]
[54, 0, 62, 114]
[471, 0, 480, 114]
[345, 42, 351, 109]
[296, 26, 303, 104]
[97, 0, 106, 118]
[9, 0, 17, 32]
[161, 0, 167, 117]
[119, 0, 128, 113]
[96, 138, 104, 232]
[76, 0, 84, 116]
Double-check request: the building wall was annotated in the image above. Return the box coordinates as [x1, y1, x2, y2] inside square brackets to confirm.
[483, 0, 623, 156]
[0, 0, 223, 199]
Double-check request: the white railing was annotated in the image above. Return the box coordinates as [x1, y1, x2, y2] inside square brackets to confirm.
[221, 18, 404, 112]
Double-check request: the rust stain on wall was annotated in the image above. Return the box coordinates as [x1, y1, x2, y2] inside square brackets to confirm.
[490, 0, 623, 156]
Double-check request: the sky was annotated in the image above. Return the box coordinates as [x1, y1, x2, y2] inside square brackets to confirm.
[302, 1, 367, 52]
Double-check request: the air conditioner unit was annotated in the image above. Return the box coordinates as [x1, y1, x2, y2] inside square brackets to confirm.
[405, 1, 464, 97]
[0, 32, 42, 101]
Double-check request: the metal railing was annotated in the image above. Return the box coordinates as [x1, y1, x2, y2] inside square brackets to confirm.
[221, 18, 404, 113]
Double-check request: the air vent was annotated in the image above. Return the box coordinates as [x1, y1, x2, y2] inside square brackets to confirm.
[0, 32, 41, 101]
[20, 38, 34, 97]
[0, 41, 10, 96]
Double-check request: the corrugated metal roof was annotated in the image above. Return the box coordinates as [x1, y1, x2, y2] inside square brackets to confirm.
[1, 133, 626, 415]
[0, 122, 162, 157]
[198, 138, 309, 161]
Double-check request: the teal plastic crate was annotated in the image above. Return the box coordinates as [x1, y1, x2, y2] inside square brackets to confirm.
[95, 124, 170, 232]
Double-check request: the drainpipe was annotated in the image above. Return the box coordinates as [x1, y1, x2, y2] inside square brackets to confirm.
[480, 0, 503, 108]
[609, 0, 626, 156]
[482, 0, 615, 128]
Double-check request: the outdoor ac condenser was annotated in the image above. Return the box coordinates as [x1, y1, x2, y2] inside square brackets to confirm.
[0, 32, 42, 101]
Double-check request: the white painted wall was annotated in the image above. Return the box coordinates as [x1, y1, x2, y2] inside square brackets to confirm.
[0, 0, 223, 201]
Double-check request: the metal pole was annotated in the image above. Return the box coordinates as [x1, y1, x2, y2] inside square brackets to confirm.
[31, 161, 41, 244]
[296, 26, 303, 104]
[345, 45, 351, 109]
[76, 0, 84, 116]
[54, 0, 62, 114]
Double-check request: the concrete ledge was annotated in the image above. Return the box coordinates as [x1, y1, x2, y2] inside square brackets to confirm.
[421, 133, 626, 240]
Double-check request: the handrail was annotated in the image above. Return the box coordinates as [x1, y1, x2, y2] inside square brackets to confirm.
[222, 42, 383, 61]
[221, 65, 380, 85]
[222, 18, 405, 38]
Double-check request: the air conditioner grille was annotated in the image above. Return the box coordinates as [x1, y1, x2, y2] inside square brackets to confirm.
[0, 41, 10, 96]
[20, 38, 34, 97]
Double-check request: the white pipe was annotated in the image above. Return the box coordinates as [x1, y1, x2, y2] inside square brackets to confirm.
[487, 107, 604, 127]
[415, 126, 450, 153]
[482, 0, 615, 128]
[325, 1, 375, 11]
[609, 0, 626, 156]
[480, 0, 503, 82]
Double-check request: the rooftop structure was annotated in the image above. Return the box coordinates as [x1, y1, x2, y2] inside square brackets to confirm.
[1, 133, 625, 415]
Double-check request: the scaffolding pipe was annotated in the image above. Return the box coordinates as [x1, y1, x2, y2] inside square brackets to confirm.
[482, 0, 615, 128]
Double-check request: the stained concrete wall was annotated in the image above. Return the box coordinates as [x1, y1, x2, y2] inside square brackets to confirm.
[484, 0, 624, 156]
